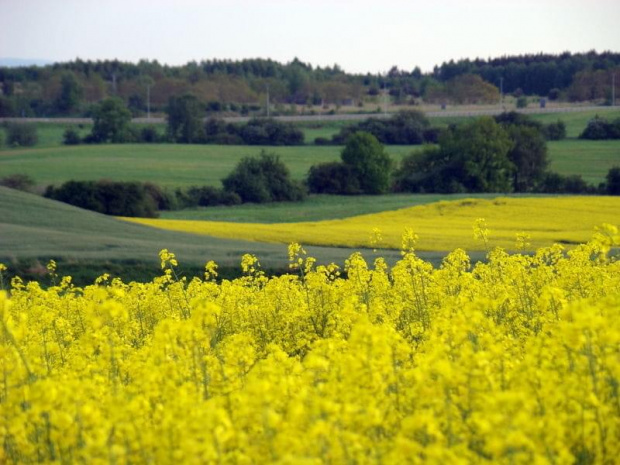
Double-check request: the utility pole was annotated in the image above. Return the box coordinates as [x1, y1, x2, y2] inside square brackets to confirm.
[266, 84, 270, 117]
[613, 72, 616, 107]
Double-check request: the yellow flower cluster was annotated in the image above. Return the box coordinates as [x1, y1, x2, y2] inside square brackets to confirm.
[122, 196, 620, 251]
[1, 233, 620, 463]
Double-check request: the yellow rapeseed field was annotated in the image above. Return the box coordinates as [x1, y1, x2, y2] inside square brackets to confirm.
[122, 196, 620, 251]
[1, 225, 620, 463]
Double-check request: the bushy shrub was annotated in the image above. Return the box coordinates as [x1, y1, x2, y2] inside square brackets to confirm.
[63, 127, 81, 145]
[143, 182, 178, 210]
[543, 121, 567, 140]
[394, 118, 514, 194]
[331, 111, 434, 145]
[579, 117, 620, 140]
[212, 133, 244, 145]
[506, 125, 548, 192]
[238, 119, 304, 145]
[0, 173, 36, 191]
[45, 180, 159, 217]
[90, 98, 132, 143]
[313, 137, 332, 146]
[422, 127, 443, 144]
[494, 111, 543, 131]
[496, 111, 565, 141]
[392, 146, 470, 194]
[204, 118, 304, 145]
[222, 151, 306, 203]
[166, 94, 206, 144]
[184, 186, 242, 207]
[5, 123, 38, 147]
[140, 126, 161, 143]
[308, 132, 392, 195]
[605, 166, 620, 195]
[537, 173, 595, 194]
[516, 96, 528, 108]
[307, 162, 361, 194]
[340, 132, 392, 194]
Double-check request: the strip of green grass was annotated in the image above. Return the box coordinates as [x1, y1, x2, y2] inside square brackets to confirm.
[0, 144, 415, 189]
[529, 109, 620, 138]
[160, 193, 551, 223]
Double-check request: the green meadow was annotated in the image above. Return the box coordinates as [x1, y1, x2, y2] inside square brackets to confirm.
[1, 139, 617, 189]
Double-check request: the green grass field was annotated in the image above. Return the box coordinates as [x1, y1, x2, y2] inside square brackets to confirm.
[160, 193, 551, 223]
[0, 144, 415, 189]
[529, 109, 620, 138]
[1, 138, 617, 189]
[548, 140, 620, 184]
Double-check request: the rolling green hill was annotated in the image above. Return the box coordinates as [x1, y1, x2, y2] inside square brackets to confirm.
[0, 187, 412, 282]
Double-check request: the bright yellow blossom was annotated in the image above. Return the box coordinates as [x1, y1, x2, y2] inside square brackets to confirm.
[1, 230, 620, 463]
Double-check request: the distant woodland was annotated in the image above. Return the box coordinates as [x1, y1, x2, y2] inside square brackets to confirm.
[1, 51, 619, 117]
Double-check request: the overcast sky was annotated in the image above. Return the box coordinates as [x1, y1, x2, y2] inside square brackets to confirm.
[1, 0, 619, 73]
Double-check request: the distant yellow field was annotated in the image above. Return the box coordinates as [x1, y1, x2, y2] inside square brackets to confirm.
[122, 196, 620, 251]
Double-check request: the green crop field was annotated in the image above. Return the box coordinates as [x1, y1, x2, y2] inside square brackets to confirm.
[0, 144, 415, 189]
[548, 140, 620, 184]
[34, 123, 92, 148]
[2, 138, 618, 189]
[528, 109, 620, 138]
[160, 193, 552, 223]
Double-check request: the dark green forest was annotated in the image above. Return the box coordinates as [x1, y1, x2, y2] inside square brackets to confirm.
[1, 51, 619, 117]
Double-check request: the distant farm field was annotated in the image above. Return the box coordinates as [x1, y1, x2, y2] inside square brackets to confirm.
[123, 196, 620, 252]
[430, 108, 620, 138]
[0, 144, 414, 188]
[548, 140, 620, 184]
[1, 139, 618, 188]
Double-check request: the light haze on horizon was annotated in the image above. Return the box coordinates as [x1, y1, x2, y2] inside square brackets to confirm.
[1, 0, 619, 74]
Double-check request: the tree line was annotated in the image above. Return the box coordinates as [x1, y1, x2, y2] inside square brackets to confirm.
[57, 96, 305, 146]
[431, 51, 620, 99]
[1, 51, 619, 118]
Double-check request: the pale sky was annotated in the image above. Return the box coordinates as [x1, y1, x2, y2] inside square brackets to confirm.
[1, 0, 619, 74]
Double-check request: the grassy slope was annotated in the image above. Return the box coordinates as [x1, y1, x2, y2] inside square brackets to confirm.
[0, 186, 408, 269]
